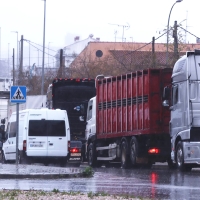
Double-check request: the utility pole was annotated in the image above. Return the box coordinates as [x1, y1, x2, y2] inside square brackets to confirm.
[41, 0, 46, 95]
[8, 43, 10, 76]
[29, 40, 30, 69]
[19, 35, 23, 85]
[173, 21, 179, 60]
[59, 49, 63, 78]
[152, 37, 155, 68]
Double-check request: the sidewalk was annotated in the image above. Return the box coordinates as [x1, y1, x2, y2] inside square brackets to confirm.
[0, 163, 84, 179]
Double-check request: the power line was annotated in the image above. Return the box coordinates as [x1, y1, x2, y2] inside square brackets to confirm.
[24, 39, 57, 52]
[178, 26, 200, 40]
[23, 39, 55, 58]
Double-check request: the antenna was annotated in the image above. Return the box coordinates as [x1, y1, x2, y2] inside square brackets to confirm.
[109, 23, 130, 42]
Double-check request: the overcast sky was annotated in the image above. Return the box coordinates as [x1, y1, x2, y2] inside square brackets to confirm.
[0, 0, 199, 66]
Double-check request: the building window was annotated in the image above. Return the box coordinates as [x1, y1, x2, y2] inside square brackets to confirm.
[96, 50, 103, 58]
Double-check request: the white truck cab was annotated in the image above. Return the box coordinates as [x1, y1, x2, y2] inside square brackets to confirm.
[2, 108, 70, 164]
[164, 50, 200, 171]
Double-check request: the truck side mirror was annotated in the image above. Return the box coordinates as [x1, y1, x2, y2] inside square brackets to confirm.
[162, 100, 169, 107]
[163, 86, 170, 100]
[80, 104, 85, 115]
[79, 116, 84, 121]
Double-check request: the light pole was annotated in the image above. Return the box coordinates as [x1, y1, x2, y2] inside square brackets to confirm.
[166, 0, 183, 65]
[41, 0, 46, 95]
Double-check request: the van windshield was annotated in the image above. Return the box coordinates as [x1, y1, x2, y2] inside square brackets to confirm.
[29, 120, 66, 137]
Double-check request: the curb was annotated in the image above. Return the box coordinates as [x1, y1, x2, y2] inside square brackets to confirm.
[0, 164, 87, 179]
[0, 172, 84, 179]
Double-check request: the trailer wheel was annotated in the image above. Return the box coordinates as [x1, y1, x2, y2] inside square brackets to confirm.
[130, 137, 138, 168]
[121, 140, 130, 169]
[176, 141, 192, 172]
[88, 143, 96, 167]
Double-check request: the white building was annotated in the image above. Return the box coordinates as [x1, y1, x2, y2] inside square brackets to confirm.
[0, 60, 13, 124]
[55, 34, 100, 68]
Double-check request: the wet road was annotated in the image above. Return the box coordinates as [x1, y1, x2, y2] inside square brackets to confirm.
[0, 163, 200, 200]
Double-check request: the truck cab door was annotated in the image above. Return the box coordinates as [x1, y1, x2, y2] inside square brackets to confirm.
[85, 99, 95, 140]
[170, 84, 181, 137]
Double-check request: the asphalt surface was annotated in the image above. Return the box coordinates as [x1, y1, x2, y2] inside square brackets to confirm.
[0, 163, 84, 179]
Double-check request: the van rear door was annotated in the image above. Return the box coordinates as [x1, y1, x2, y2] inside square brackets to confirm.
[27, 111, 48, 157]
[46, 110, 69, 157]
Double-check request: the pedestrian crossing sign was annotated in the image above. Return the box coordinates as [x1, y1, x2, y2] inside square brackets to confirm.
[10, 86, 26, 103]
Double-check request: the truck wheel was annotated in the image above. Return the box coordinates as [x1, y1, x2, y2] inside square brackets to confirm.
[130, 137, 138, 168]
[121, 140, 130, 169]
[176, 141, 192, 172]
[88, 143, 96, 167]
[167, 158, 177, 169]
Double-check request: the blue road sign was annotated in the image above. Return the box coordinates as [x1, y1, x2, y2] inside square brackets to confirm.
[10, 86, 26, 103]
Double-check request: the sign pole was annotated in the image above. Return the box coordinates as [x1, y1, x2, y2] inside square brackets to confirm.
[10, 86, 26, 165]
[16, 103, 19, 165]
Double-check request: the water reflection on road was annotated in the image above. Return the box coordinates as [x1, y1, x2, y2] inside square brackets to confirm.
[0, 164, 200, 199]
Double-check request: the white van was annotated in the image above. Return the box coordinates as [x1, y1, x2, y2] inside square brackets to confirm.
[2, 108, 70, 165]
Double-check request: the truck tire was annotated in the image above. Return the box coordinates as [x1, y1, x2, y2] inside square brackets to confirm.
[88, 143, 96, 167]
[121, 140, 130, 169]
[176, 141, 192, 172]
[167, 158, 177, 169]
[130, 137, 138, 168]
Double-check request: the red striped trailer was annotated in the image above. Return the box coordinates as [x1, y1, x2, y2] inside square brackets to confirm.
[85, 68, 173, 168]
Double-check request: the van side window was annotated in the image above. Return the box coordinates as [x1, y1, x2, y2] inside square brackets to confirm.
[9, 122, 17, 138]
[29, 120, 66, 137]
[172, 84, 178, 105]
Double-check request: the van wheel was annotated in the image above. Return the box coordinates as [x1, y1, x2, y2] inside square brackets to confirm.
[2, 151, 7, 164]
[18, 151, 29, 165]
[121, 140, 130, 169]
[88, 143, 97, 167]
[176, 141, 192, 172]
[0, 150, 2, 163]
[130, 137, 138, 168]
[60, 158, 68, 167]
